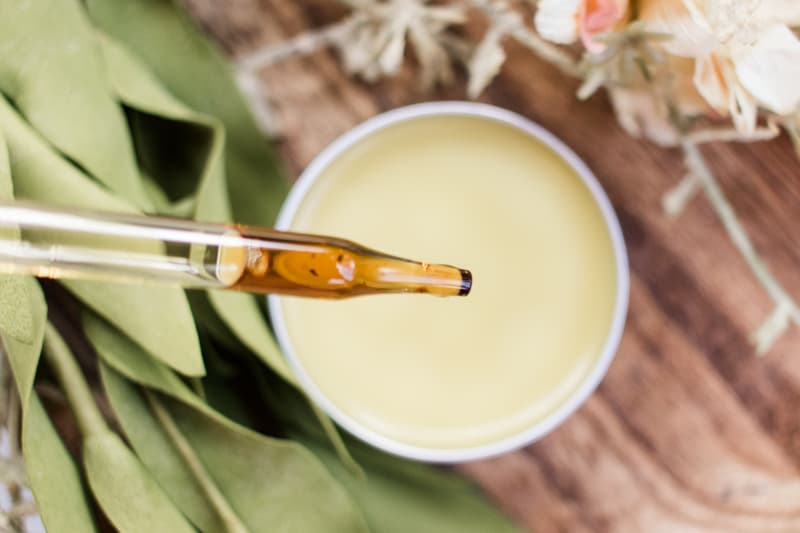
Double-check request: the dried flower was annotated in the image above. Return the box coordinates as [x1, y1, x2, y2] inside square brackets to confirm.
[640, 0, 800, 133]
[467, 3, 521, 97]
[534, 0, 630, 52]
[607, 56, 708, 145]
[333, 0, 465, 88]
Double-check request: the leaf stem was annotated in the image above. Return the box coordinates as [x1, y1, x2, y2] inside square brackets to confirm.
[143, 390, 249, 533]
[42, 323, 108, 438]
[307, 401, 365, 480]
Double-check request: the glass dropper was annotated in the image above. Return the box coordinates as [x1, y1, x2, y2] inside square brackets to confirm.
[0, 201, 471, 299]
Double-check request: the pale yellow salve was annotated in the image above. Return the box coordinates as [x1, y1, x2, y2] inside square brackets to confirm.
[279, 115, 617, 449]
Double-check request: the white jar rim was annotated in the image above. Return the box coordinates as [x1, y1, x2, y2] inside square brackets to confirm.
[267, 102, 630, 463]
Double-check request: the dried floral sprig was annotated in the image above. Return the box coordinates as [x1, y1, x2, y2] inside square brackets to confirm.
[234, 0, 579, 95]
[237, 0, 467, 90]
[236, 0, 800, 354]
[681, 141, 800, 354]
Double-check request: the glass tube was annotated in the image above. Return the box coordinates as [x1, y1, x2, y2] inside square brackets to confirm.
[0, 201, 471, 299]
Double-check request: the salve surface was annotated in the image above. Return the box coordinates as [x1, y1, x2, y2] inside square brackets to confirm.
[279, 115, 617, 449]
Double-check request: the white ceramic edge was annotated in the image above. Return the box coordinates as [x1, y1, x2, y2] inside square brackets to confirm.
[268, 101, 630, 463]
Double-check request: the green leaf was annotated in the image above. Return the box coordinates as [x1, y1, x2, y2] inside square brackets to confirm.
[0, 95, 205, 377]
[319, 442, 520, 533]
[42, 322, 192, 533]
[0, 279, 99, 533]
[94, 29, 358, 469]
[0, 277, 32, 342]
[264, 379, 519, 533]
[86, 0, 289, 227]
[64, 284, 204, 377]
[83, 312, 196, 405]
[0, 0, 153, 210]
[0, 277, 44, 410]
[164, 396, 368, 533]
[83, 431, 195, 533]
[23, 395, 98, 533]
[98, 32, 208, 124]
[97, 31, 293, 383]
[206, 291, 294, 383]
[1, 284, 98, 533]
[0, 125, 11, 200]
[98, 362, 227, 532]
[94, 321, 369, 533]
[0, 104, 96, 533]
[92, 295, 359, 480]
[0, 120, 44, 410]
[186, 291, 248, 355]
[0, 95, 134, 212]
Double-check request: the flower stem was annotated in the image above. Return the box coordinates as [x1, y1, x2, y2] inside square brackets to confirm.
[235, 17, 358, 72]
[465, 0, 581, 77]
[143, 390, 249, 533]
[42, 323, 108, 438]
[509, 25, 581, 77]
[682, 142, 800, 354]
[662, 173, 700, 217]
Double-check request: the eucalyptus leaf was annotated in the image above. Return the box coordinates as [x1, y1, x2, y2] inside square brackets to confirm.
[0, 131, 39, 394]
[164, 396, 368, 533]
[100, 33, 222, 212]
[23, 395, 98, 533]
[83, 312, 196, 405]
[99, 365, 222, 531]
[0, 126, 11, 200]
[261, 376, 520, 533]
[83, 431, 195, 533]
[186, 291, 250, 356]
[200, 369, 259, 430]
[97, 339, 370, 533]
[305, 439, 520, 533]
[93, 26, 360, 469]
[0, 276, 44, 411]
[98, 33, 210, 124]
[0, 0, 152, 210]
[1, 280, 97, 533]
[0, 106, 96, 533]
[206, 291, 295, 383]
[42, 322, 193, 533]
[92, 296, 359, 482]
[0, 96, 134, 213]
[63, 285, 204, 377]
[86, 0, 289, 227]
[0, 95, 205, 377]
[97, 31, 295, 383]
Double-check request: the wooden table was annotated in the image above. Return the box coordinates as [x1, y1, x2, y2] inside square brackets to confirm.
[188, 2, 800, 531]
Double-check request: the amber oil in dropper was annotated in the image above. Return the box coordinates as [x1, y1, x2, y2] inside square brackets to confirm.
[214, 226, 472, 299]
[0, 201, 470, 299]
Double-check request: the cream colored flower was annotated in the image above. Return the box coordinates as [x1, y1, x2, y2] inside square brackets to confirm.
[640, 0, 800, 132]
[535, 0, 630, 53]
[335, 0, 465, 87]
[608, 56, 709, 145]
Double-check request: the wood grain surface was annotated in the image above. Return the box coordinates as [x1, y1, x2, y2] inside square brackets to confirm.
[186, 1, 800, 531]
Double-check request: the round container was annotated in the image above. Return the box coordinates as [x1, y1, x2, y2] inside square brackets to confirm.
[268, 102, 629, 462]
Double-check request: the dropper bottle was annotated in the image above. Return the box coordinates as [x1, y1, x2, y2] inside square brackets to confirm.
[0, 201, 471, 299]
